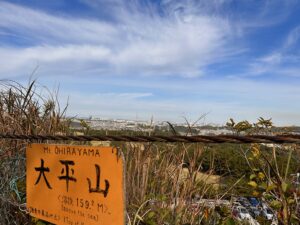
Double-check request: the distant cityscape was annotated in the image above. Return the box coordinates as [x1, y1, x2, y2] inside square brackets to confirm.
[70, 116, 233, 135]
[70, 117, 300, 136]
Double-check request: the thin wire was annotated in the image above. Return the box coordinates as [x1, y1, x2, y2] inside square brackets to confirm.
[0, 133, 299, 143]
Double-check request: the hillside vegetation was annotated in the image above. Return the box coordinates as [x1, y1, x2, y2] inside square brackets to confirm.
[0, 80, 299, 225]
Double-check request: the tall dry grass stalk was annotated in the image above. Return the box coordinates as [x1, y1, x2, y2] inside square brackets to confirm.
[0, 80, 69, 225]
[124, 142, 221, 225]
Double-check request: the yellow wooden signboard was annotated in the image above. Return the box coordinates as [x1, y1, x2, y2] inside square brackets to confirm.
[26, 144, 125, 225]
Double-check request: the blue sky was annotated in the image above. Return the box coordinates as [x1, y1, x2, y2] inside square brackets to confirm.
[1, 0, 300, 125]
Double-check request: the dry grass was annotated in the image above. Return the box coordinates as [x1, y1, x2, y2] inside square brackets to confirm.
[124, 142, 224, 225]
[0, 80, 69, 225]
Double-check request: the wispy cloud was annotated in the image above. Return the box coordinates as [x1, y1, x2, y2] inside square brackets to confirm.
[0, 1, 236, 78]
[285, 26, 300, 48]
[246, 24, 300, 77]
[0, 2, 118, 45]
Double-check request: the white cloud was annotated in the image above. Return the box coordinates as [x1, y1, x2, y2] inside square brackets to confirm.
[284, 25, 300, 48]
[0, 1, 234, 78]
[1, 1, 296, 78]
[0, 2, 118, 45]
[0, 45, 112, 76]
[260, 53, 282, 64]
[94, 92, 153, 99]
[245, 24, 300, 77]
